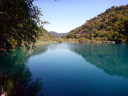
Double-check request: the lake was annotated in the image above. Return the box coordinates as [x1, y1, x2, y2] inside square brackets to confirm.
[0, 43, 128, 96]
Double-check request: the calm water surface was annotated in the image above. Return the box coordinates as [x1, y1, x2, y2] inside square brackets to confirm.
[0, 43, 128, 96]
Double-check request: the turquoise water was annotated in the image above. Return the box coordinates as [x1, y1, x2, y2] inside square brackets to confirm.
[0, 43, 128, 96]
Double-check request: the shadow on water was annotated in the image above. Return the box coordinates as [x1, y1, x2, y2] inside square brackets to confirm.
[69, 43, 128, 78]
[0, 44, 49, 96]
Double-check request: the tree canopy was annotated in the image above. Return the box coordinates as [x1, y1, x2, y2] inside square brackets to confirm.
[0, 0, 43, 53]
[66, 5, 128, 43]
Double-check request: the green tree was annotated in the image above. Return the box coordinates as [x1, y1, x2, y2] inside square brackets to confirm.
[0, 0, 42, 53]
[66, 5, 128, 43]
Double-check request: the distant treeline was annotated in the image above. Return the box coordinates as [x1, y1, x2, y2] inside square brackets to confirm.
[49, 31, 68, 37]
[66, 5, 128, 43]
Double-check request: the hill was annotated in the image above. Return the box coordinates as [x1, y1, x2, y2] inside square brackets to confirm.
[49, 31, 68, 37]
[66, 5, 128, 43]
[38, 28, 53, 41]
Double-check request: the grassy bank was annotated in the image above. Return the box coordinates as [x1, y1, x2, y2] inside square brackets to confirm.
[36, 37, 116, 45]
[36, 38, 78, 45]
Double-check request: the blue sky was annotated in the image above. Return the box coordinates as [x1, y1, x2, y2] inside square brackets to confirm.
[34, 0, 128, 33]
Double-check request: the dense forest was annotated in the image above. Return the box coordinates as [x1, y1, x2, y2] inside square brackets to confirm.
[66, 5, 128, 43]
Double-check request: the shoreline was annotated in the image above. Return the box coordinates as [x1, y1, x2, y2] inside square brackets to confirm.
[35, 40, 116, 45]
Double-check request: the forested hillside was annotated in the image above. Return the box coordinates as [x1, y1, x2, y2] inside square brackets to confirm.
[38, 28, 52, 41]
[66, 5, 128, 43]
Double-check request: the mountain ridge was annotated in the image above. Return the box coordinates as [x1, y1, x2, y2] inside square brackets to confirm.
[49, 31, 68, 37]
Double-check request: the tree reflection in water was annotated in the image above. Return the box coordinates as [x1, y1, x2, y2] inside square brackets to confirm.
[0, 44, 48, 96]
[0, 68, 43, 96]
[69, 43, 128, 78]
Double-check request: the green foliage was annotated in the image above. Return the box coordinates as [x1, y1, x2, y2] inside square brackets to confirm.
[38, 27, 52, 40]
[56, 39, 63, 43]
[66, 5, 128, 43]
[0, 0, 43, 53]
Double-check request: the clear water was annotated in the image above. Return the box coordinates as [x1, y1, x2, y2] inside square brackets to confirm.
[0, 43, 128, 96]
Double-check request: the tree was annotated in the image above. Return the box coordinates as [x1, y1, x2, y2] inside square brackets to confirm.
[0, 0, 42, 53]
[66, 5, 128, 43]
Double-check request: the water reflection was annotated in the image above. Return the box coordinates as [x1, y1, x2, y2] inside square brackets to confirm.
[0, 44, 48, 96]
[69, 43, 128, 78]
[1, 43, 128, 96]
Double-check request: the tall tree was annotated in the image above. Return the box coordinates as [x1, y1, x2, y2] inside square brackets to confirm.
[0, 0, 42, 53]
